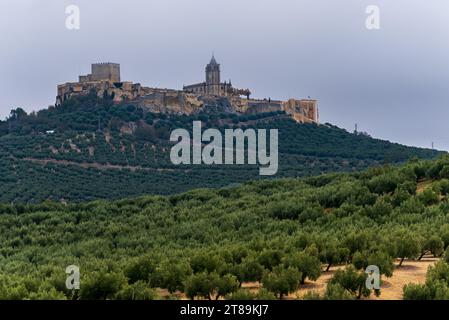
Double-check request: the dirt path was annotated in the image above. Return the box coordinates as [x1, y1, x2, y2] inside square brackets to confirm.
[20, 157, 182, 173]
[416, 180, 434, 193]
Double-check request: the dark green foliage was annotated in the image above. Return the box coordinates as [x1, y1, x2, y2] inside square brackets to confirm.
[152, 260, 192, 293]
[190, 253, 223, 274]
[420, 236, 444, 259]
[329, 266, 370, 299]
[403, 261, 449, 300]
[0, 95, 442, 204]
[443, 248, 449, 264]
[367, 252, 395, 278]
[1, 154, 449, 299]
[261, 266, 302, 299]
[214, 274, 240, 300]
[258, 250, 283, 271]
[403, 283, 431, 300]
[124, 256, 156, 284]
[285, 252, 321, 284]
[115, 281, 157, 300]
[320, 242, 347, 271]
[368, 173, 400, 194]
[183, 272, 239, 300]
[395, 233, 420, 267]
[436, 179, 449, 196]
[352, 250, 394, 277]
[418, 189, 440, 206]
[323, 283, 354, 300]
[80, 271, 126, 300]
[233, 258, 265, 283]
[184, 272, 219, 300]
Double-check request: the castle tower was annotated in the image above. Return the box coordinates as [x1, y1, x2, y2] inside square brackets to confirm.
[205, 55, 220, 95]
[91, 63, 121, 82]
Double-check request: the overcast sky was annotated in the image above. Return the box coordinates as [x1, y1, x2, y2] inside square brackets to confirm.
[1, 0, 448, 149]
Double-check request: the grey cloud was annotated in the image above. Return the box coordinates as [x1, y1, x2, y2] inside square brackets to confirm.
[1, 0, 448, 149]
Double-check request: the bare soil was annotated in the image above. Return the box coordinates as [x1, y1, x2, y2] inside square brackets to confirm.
[157, 257, 438, 300]
[291, 257, 438, 300]
[245, 257, 438, 300]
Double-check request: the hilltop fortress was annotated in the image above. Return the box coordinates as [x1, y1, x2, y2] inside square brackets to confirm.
[56, 57, 318, 124]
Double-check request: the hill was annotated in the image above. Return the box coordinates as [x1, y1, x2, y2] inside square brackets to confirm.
[0, 93, 442, 203]
[2, 152, 449, 299]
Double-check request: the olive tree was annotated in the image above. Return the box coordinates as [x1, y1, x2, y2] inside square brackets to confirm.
[261, 266, 302, 299]
[285, 252, 321, 284]
[395, 234, 420, 267]
[329, 266, 370, 299]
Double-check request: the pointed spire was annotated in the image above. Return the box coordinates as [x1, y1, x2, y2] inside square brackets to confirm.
[209, 53, 218, 65]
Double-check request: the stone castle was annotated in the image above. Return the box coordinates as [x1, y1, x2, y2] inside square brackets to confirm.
[56, 57, 318, 124]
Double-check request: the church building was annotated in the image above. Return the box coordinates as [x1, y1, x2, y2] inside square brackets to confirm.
[183, 55, 234, 96]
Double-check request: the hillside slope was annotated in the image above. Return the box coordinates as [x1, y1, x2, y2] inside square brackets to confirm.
[0, 95, 442, 203]
[2, 153, 449, 299]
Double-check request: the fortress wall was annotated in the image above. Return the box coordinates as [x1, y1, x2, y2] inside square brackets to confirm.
[282, 99, 318, 124]
[245, 100, 283, 114]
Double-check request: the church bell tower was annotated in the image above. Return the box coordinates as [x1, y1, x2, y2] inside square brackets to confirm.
[205, 54, 220, 95]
